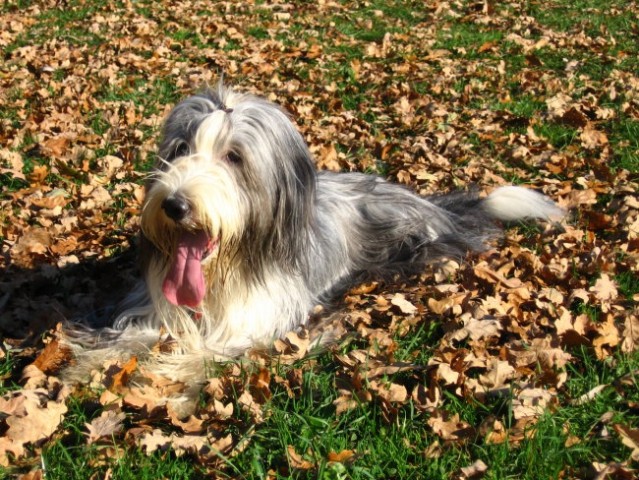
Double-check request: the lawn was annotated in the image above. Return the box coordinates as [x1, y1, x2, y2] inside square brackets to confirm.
[0, 0, 638, 478]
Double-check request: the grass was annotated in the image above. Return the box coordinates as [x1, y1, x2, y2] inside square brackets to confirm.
[17, 343, 637, 479]
[0, 352, 18, 395]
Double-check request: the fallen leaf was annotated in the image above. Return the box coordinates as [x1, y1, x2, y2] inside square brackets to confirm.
[327, 449, 356, 464]
[0, 390, 68, 465]
[613, 424, 639, 461]
[512, 388, 553, 420]
[32, 336, 73, 374]
[86, 410, 126, 444]
[390, 293, 417, 315]
[459, 459, 488, 479]
[287, 445, 315, 470]
[428, 412, 475, 443]
[104, 356, 138, 392]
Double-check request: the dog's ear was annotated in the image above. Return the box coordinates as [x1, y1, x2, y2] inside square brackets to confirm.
[271, 130, 316, 263]
[240, 104, 318, 272]
[264, 109, 317, 264]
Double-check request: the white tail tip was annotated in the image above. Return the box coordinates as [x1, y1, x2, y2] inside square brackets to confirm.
[484, 186, 565, 222]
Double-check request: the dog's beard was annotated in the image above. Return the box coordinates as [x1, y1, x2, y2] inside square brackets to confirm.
[141, 156, 243, 309]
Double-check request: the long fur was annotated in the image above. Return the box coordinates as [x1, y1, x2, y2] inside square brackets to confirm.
[65, 83, 564, 389]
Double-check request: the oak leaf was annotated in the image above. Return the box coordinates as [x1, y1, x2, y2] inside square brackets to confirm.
[512, 388, 553, 419]
[613, 424, 639, 461]
[327, 449, 356, 464]
[390, 293, 417, 315]
[287, 445, 315, 470]
[0, 390, 68, 465]
[427, 412, 475, 443]
[86, 410, 126, 444]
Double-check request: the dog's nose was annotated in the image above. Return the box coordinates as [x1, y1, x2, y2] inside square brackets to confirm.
[162, 195, 190, 221]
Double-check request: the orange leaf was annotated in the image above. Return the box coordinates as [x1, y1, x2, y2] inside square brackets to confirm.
[327, 449, 356, 463]
[32, 337, 73, 374]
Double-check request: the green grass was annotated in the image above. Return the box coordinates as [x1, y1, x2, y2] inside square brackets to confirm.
[19, 342, 637, 480]
[616, 270, 639, 300]
[0, 352, 17, 395]
[42, 442, 205, 479]
[436, 24, 503, 59]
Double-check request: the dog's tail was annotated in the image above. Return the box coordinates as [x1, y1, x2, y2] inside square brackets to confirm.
[482, 186, 565, 222]
[423, 185, 564, 261]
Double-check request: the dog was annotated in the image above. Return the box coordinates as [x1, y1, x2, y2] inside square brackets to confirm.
[66, 82, 564, 387]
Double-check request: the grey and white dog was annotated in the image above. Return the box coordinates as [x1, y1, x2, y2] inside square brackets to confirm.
[69, 83, 563, 384]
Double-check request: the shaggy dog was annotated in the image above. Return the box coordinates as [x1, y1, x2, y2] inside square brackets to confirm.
[68, 83, 563, 385]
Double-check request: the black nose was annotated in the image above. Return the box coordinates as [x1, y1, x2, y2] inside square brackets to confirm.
[161, 195, 190, 221]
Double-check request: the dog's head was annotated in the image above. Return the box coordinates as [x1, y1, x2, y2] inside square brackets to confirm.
[141, 84, 316, 308]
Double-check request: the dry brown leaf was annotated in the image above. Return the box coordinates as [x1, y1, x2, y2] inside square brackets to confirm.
[209, 399, 234, 419]
[571, 384, 609, 406]
[434, 362, 460, 386]
[171, 434, 210, 458]
[474, 264, 522, 288]
[16, 468, 44, 480]
[427, 412, 475, 443]
[369, 380, 408, 403]
[621, 315, 639, 353]
[122, 385, 167, 417]
[613, 424, 639, 461]
[32, 336, 73, 374]
[459, 459, 488, 479]
[0, 389, 68, 465]
[287, 445, 315, 470]
[333, 393, 360, 415]
[273, 330, 310, 363]
[11, 227, 52, 261]
[449, 314, 502, 342]
[423, 439, 443, 459]
[428, 293, 467, 315]
[0, 149, 25, 180]
[580, 124, 609, 149]
[327, 449, 356, 464]
[589, 461, 636, 480]
[481, 418, 507, 445]
[593, 316, 621, 359]
[249, 367, 272, 403]
[237, 390, 264, 424]
[138, 429, 172, 454]
[512, 388, 553, 420]
[478, 360, 515, 391]
[167, 404, 205, 434]
[390, 293, 417, 315]
[104, 356, 138, 392]
[86, 410, 126, 444]
[590, 273, 619, 302]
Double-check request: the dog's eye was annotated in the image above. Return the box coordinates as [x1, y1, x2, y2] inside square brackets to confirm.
[226, 151, 242, 165]
[174, 142, 190, 158]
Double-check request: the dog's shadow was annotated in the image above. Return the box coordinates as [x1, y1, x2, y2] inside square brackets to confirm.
[0, 246, 139, 347]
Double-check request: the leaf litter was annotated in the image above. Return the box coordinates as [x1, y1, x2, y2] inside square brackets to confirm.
[0, 0, 638, 477]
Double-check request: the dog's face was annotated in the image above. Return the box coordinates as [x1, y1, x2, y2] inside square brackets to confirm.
[140, 86, 316, 308]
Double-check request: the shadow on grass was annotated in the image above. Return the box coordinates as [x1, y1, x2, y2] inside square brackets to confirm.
[0, 243, 139, 368]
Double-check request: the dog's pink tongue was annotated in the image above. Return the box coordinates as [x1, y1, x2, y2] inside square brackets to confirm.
[162, 230, 209, 307]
